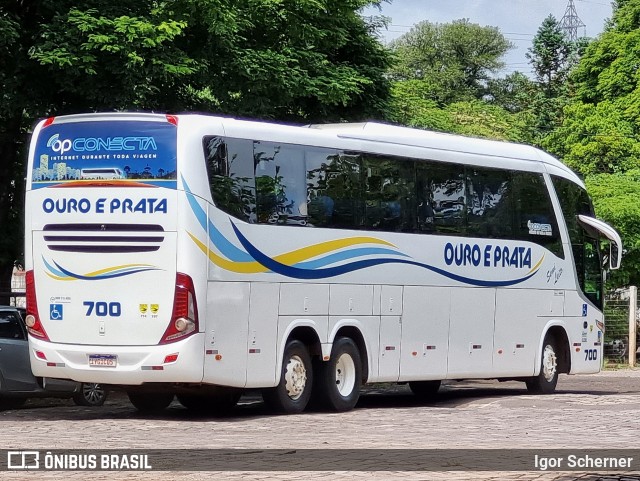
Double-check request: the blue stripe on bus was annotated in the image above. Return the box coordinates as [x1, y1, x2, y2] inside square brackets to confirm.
[230, 222, 539, 286]
[182, 177, 254, 263]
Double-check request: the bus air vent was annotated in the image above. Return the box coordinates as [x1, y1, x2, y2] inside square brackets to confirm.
[42, 224, 164, 253]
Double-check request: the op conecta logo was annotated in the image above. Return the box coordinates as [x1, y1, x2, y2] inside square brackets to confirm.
[46, 134, 158, 155]
[46, 134, 72, 155]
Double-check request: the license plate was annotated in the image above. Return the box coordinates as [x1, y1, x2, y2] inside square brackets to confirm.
[88, 354, 117, 368]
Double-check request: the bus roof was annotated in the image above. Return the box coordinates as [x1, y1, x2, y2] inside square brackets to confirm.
[308, 122, 579, 181]
[37, 113, 583, 186]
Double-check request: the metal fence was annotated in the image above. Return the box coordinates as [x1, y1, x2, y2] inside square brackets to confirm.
[604, 286, 638, 367]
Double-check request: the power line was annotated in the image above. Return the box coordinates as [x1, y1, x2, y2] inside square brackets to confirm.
[575, 0, 610, 6]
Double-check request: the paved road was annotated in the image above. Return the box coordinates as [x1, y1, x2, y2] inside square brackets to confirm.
[1, 370, 640, 480]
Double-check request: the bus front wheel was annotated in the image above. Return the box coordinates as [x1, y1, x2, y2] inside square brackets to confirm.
[526, 334, 559, 394]
[315, 337, 362, 412]
[262, 339, 313, 414]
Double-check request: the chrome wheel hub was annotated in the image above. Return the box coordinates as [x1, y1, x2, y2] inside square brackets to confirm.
[335, 353, 356, 396]
[284, 355, 307, 400]
[542, 344, 557, 382]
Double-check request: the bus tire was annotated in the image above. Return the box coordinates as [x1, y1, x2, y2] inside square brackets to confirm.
[316, 337, 362, 412]
[128, 392, 174, 412]
[526, 334, 559, 394]
[262, 339, 313, 414]
[409, 380, 441, 398]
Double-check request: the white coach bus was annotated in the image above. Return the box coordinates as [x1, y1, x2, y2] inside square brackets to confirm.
[24, 113, 622, 413]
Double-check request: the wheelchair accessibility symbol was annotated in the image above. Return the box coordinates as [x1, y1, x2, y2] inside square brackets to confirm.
[49, 304, 63, 320]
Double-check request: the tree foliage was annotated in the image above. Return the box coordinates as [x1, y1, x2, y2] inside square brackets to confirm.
[526, 15, 573, 97]
[522, 15, 583, 144]
[541, 0, 640, 285]
[389, 19, 513, 103]
[24, 0, 391, 120]
[485, 72, 537, 113]
[587, 171, 640, 286]
[387, 81, 531, 142]
[542, 101, 640, 175]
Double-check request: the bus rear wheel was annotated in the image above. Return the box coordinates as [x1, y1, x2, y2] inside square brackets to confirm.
[128, 392, 174, 412]
[526, 334, 559, 394]
[262, 340, 313, 414]
[315, 337, 362, 412]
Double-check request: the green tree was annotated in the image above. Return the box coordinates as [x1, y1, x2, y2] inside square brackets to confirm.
[526, 15, 572, 97]
[523, 15, 579, 144]
[587, 171, 640, 286]
[444, 100, 531, 142]
[572, 0, 640, 127]
[28, 0, 391, 120]
[386, 80, 457, 132]
[389, 19, 514, 104]
[0, 0, 392, 281]
[541, 0, 640, 287]
[485, 72, 537, 113]
[387, 82, 530, 142]
[542, 101, 640, 175]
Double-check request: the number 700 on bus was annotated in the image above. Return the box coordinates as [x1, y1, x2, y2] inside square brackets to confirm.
[83, 301, 121, 317]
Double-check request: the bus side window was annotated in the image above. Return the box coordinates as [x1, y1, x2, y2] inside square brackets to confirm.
[512, 172, 563, 258]
[204, 136, 228, 176]
[466, 167, 513, 239]
[552, 175, 600, 306]
[416, 176, 436, 233]
[362, 154, 415, 232]
[322, 152, 364, 229]
[306, 148, 338, 227]
[203, 136, 256, 223]
[254, 141, 307, 226]
[422, 162, 466, 236]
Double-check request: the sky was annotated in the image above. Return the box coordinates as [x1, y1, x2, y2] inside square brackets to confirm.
[362, 0, 613, 76]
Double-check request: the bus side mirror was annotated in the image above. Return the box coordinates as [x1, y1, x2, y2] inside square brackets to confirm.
[577, 215, 622, 271]
[610, 242, 621, 270]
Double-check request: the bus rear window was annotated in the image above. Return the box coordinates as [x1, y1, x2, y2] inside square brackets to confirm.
[31, 120, 177, 189]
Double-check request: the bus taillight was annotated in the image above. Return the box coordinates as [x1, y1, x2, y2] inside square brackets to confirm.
[160, 273, 199, 344]
[41, 117, 55, 129]
[25, 270, 50, 341]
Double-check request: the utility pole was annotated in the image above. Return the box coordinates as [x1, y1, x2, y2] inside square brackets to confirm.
[560, 0, 586, 41]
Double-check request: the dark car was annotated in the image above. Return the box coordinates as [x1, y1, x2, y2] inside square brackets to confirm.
[0, 306, 107, 409]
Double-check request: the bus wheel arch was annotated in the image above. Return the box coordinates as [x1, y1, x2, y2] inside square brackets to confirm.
[262, 327, 320, 414]
[544, 325, 571, 374]
[526, 326, 570, 394]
